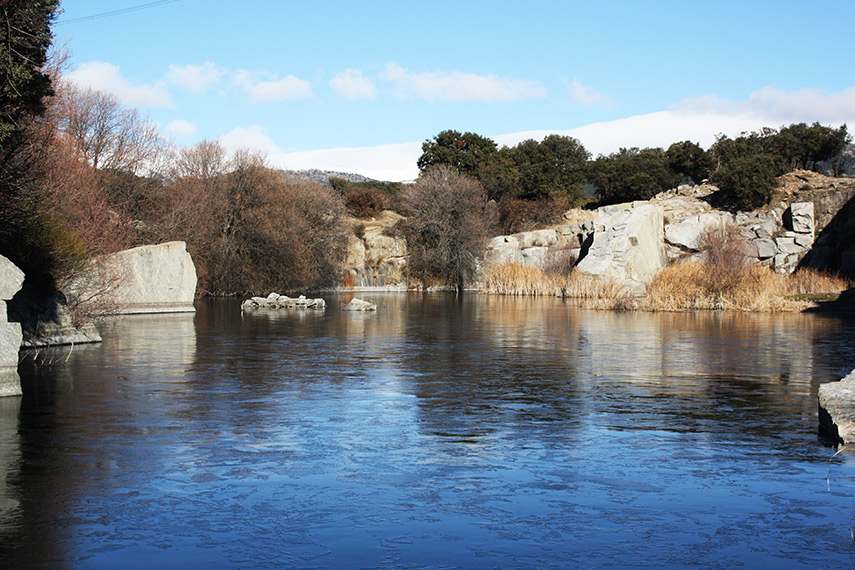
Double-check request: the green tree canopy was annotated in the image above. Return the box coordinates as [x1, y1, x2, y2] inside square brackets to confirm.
[509, 134, 590, 202]
[589, 147, 676, 204]
[417, 130, 498, 177]
[776, 122, 849, 172]
[710, 153, 779, 211]
[665, 140, 713, 184]
[0, 0, 58, 148]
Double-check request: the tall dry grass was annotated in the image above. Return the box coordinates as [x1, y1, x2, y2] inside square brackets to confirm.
[483, 261, 848, 312]
[641, 224, 849, 312]
[482, 262, 632, 309]
[642, 262, 848, 312]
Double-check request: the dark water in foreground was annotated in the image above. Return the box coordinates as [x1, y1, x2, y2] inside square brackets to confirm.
[3, 293, 855, 569]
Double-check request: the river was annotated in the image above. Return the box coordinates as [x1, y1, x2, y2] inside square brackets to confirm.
[2, 293, 855, 568]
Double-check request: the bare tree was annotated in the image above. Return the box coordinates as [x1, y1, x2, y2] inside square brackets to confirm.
[51, 81, 167, 175]
[171, 139, 228, 181]
[400, 165, 492, 292]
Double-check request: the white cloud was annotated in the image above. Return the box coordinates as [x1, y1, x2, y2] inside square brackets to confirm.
[166, 61, 222, 93]
[330, 68, 377, 100]
[211, 86, 855, 182]
[276, 142, 423, 182]
[218, 125, 281, 155]
[166, 119, 197, 137]
[568, 77, 610, 108]
[66, 61, 173, 108]
[234, 70, 314, 102]
[675, 85, 855, 125]
[381, 63, 546, 103]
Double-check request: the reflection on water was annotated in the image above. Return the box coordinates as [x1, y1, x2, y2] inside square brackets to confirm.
[2, 294, 855, 568]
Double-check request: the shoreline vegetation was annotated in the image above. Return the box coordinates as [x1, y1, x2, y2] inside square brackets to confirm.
[481, 261, 849, 312]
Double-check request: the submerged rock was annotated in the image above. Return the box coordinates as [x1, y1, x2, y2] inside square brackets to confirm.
[341, 298, 377, 311]
[241, 293, 325, 311]
[818, 370, 855, 443]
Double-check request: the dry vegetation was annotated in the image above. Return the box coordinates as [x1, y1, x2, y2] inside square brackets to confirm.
[482, 263, 634, 310]
[483, 260, 848, 312]
[641, 263, 847, 312]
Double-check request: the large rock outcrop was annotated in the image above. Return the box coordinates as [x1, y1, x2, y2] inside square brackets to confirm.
[485, 203, 668, 295]
[0, 255, 24, 396]
[67, 241, 197, 314]
[819, 370, 855, 443]
[575, 204, 668, 295]
[484, 173, 855, 294]
[342, 211, 408, 289]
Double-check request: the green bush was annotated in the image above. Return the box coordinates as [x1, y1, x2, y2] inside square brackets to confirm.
[710, 154, 779, 211]
[589, 147, 677, 204]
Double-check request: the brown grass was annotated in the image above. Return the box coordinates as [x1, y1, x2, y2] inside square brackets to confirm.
[482, 263, 632, 309]
[642, 262, 848, 312]
[483, 261, 849, 312]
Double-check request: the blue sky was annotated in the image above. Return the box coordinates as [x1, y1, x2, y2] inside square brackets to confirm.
[55, 0, 855, 180]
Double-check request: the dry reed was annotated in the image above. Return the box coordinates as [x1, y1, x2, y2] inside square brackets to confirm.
[482, 262, 632, 309]
[483, 261, 849, 312]
[642, 262, 848, 312]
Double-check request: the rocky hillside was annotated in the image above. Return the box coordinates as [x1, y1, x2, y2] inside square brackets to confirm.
[279, 169, 375, 186]
[484, 171, 855, 295]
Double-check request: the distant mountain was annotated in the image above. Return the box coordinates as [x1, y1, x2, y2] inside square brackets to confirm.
[279, 169, 377, 185]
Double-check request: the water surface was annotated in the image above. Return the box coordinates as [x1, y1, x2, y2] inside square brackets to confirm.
[3, 293, 855, 568]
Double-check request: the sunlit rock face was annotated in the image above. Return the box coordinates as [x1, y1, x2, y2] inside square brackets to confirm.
[819, 370, 855, 444]
[67, 241, 197, 314]
[342, 211, 408, 289]
[0, 255, 24, 397]
[574, 203, 667, 296]
[483, 173, 855, 292]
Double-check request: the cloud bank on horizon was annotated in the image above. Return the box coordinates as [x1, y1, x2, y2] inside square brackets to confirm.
[57, 1, 855, 182]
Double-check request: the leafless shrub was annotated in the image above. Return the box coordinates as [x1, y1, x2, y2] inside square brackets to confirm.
[400, 165, 491, 292]
[543, 247, 578, 277]
[51, 81, 168, 176]
[60, 255, 127, 326]
[698, 223, 749, 294]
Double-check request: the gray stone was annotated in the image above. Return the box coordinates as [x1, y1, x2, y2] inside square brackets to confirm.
[0, 255, 24, 397]
[521, 246, 550, 267]
[67, 241, 197, 314]
[576, 204, 666, 293]
[789, 202, 815, 234]
[242, 293, 325, 311]
[753, 220, 779, 239]
[774, 236, 802, 255]
[819, 370, 855, 443]
[794, 234, 814, 248]
[342, 298, 377, 311]
[753, 238, 777, 259]
[344, 211, 409, 288]
[0, 256, 24, 303]
[515, 229, 559, 250]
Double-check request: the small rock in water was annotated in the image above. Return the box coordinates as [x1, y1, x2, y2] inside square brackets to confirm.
[241, 293, 325, 311]
[341, 298, 377, 311]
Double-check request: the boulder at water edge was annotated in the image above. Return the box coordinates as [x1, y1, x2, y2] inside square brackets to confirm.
[0, 255, 24, 396]
[575, 204, 667, 296]
[66, 241, 197, 314]
[818, 370, 855, 443]
[341, 298, 377, 311]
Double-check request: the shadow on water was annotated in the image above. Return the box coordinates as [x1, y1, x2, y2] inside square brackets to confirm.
[3, 294, 855, 568]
